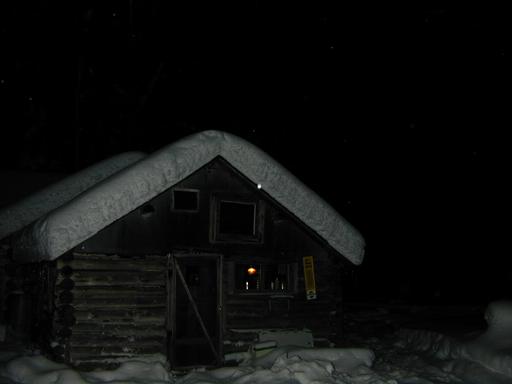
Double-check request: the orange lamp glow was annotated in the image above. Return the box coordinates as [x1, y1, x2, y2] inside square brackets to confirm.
[247, 266, 257, 275]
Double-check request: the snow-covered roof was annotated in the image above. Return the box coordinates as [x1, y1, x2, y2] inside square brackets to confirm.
[0, 152, 146, 240]
[12, 131, 365, 265]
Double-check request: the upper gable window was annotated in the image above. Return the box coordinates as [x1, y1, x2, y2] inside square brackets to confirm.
[172, 189, 199, 212]
[219, 201, 255, 237]
[211, 195, 264, 243]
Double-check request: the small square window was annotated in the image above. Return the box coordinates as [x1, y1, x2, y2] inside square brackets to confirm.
[172, 189, 199, 212]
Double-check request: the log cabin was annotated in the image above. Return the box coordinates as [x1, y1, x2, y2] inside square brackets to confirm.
[0, 130, 365, 369]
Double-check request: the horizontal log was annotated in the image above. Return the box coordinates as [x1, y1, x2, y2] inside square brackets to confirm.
[62, 282, 165, 289]
[70, 293, 165, 303]
[225, 306, 268, 315]
[70, 333, 166, 346]
[59, 258, 167, 273]
[57, 270, 166, 285]
[72, 323, 166, 336]
[71, 252, 167, 262]
[56, 298, 166, 309]
[70, 342, 165, 352]
[225, 298, 275, 305]
[73, 301, 166, 310]
[71, 354, 164, 369]
[74, 309, 166, 323]
[71, 286, 165, 295]
[68, 292, 166, 303]
[70, 343, 165, 359]
[226, 311, 269, 319]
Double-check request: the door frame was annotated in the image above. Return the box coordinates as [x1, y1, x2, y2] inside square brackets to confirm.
[168, 252, 223, 367]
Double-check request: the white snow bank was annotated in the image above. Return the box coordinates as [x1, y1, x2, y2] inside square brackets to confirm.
[0, 348, 389, 384]
[0, 354, 171, 384]
[398, 301, 512, 379]
[396, 329, 463, 360]
[0, 152, 145, 240]
[12, 131, 365, 265]
[461, 300, 512, 378]
[245, 346, 375, 370]
[181, 347, 386, 384]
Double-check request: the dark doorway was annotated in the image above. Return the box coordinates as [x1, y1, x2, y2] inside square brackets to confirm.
[169, 253, 222, 368]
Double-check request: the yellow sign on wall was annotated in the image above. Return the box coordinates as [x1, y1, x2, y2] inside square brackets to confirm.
[302, 256, 317, 300]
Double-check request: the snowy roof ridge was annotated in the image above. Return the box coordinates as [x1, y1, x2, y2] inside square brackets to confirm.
[13, 131, 365, 265]
[0, 152, 146, 241]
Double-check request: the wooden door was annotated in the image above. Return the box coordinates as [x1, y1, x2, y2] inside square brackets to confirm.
[169, 253, 223, 367]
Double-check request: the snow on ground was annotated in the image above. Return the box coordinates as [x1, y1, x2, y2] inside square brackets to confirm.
[1, 301, 512, 384]
[0, 354, 170, 384]
[0, 347, 386, 384]
[396, 300, 512, 382]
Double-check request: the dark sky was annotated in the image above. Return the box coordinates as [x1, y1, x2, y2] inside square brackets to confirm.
[0, 3, 509, 303]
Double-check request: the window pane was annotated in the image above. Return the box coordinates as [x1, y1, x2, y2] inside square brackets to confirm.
[263, 263, 288, 291]
[173, 190, 198, 211]
[235, 264, 260, 291]
[219, 201, 255, 236]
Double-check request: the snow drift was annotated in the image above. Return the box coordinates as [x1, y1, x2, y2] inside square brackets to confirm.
[1, 354, 171, 384]
[399, 300, 512, 380]
[0, 347, 382, 384]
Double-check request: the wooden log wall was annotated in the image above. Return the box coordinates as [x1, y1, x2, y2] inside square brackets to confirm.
[222, 252, 343, 353]
[53, 252, 168, 368]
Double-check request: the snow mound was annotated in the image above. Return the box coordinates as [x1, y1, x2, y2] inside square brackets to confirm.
[0, 151, 145, 240]
[462, 300, 512, 378]
[0, 354, 171, 384]
[399, 301, 512, 380]
[396, 329, 462, 360]
[0, 348, 391, 384]
[181, 347, 388, 384]
[483, 300, 512, 331]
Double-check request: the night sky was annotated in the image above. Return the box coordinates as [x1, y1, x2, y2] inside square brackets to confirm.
[0, 3, 509, 304]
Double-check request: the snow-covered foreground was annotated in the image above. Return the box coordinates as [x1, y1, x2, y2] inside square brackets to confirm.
[0, 347, 377, 384]
[0, 341, 509, 384]
[0, 346, 442, 384]
[1, 301, 512, 384]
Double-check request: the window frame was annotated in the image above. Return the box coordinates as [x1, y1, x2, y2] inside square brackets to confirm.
[171, 188, 200, 212]
[210, 194, 264, 244]
[232, 261, 298, 295]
